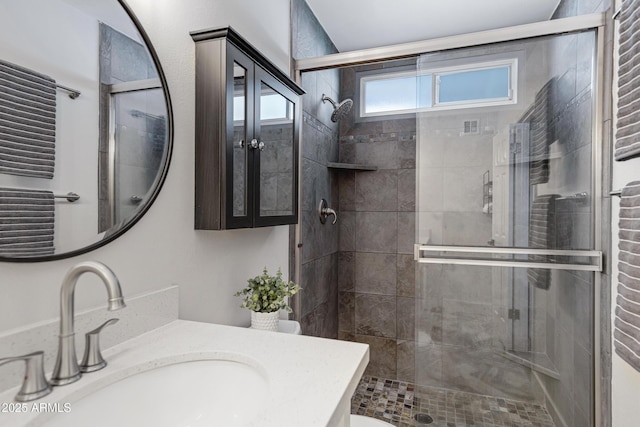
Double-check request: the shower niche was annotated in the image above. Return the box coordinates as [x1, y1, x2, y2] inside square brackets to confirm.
[191, 27, 304, 229]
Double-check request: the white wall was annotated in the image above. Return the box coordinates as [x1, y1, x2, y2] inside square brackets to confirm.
[611, 164, 640, 426]
[611, 0, 640, 423]
[0, 0, 292, 334]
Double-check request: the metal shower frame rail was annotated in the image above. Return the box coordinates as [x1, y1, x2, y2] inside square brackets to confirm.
[294, 14, 605, 73]
[414, 244, 603, 272]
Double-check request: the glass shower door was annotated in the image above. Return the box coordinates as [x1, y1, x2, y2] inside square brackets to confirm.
[415, 30, 600, 425]
[112, 88, 167, 225]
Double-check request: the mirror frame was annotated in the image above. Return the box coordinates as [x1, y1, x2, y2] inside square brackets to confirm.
[1, 0, 174, 262]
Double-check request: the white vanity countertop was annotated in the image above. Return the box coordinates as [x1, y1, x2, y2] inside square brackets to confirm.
[0, 320, 369, 427]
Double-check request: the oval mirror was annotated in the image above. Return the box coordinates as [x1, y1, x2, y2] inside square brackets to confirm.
[0, 0, 172, 261]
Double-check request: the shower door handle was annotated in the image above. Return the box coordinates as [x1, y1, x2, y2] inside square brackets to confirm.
[249, 139, 265, 151]
[414, 244, 603, 272]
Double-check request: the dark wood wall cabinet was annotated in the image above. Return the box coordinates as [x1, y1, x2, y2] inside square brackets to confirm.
[191, 27, 304, 230]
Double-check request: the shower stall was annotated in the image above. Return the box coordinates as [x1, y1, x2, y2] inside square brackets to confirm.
[294, 12, 606, 427]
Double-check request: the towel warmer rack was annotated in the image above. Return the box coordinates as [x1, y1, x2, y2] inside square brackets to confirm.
[54, 192, 80, 202]
[56, 84, 81, 99]
[557, 191, 588, 201]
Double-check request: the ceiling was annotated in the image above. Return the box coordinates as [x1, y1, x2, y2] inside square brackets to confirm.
[305, 0, 561, 52]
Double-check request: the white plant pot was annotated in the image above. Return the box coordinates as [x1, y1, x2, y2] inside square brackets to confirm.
[250, 311, 279, 332]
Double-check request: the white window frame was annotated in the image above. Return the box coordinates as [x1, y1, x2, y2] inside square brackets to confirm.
[359, 68, 422, 118]
[358, 58, 518, 118]
[430, 59, 517, 110]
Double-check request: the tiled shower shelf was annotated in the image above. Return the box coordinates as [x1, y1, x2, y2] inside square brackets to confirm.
[327, 162, 378, 171]
[501, 349, 560, 380]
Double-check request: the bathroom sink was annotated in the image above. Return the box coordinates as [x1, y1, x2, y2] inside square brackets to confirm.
[41, 359, 269, 427]
[0, 321, 369, 427]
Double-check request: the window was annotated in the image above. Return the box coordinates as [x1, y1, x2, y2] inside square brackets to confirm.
[233, 91, 292, 123]
[359, 59, 517, 118]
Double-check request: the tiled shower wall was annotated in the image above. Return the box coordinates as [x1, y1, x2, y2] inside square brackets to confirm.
[336, 60, 418, 381]
[292, 0, 340, 338]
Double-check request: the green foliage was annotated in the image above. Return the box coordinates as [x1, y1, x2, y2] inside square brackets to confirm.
[234, 267, 301, 313]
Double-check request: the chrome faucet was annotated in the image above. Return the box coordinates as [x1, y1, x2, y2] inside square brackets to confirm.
[0, 351, 52, 401]
[50, 261, 126, 386]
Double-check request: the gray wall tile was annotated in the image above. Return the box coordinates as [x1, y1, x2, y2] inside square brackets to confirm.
[355, 170, 398, 211]
[339, 211, 356, 252]
[398, 138, 416, 169]
[356, 211, 398, 252]
[338, 170, 356, 211]
[417, 168, 444, 212]
[397, 212, 416, 254]
[442, 167, 486, 212]
[339, 291, 355, 333]
[397, 340, 416, 383]
[417, 212, 444, 244]
[355, 252, 397, 295]
[397, 168, 416, 212]
[355, 293, 397, 338]
[301, 260, 317, 317]
[338, 251, 355, 291]
[352, 141, 399, 170]
[442, 212, 492, 246]
[354, 334, 397, 378]
[397, 254, 416, 297]
[397, 297, 415, 340]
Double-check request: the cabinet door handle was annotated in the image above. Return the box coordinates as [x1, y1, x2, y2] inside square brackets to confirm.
[249, 139, 265, 151]
[238, 139, 245, 148]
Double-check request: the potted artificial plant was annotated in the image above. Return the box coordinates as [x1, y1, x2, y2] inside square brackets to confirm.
[235, 267, 301, 331]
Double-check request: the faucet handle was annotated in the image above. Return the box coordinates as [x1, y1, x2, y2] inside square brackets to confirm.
[318, 199, 338, 225]
[79, 318, 119, 373]
[0, 351, 52, 401]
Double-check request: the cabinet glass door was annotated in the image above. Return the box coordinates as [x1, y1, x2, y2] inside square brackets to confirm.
[232, 62, 248, 217]
[225, 44, 254, 229]
[254, 70, 297, 226]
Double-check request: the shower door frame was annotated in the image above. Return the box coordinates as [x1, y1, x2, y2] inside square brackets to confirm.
[294, 12, 608, 427]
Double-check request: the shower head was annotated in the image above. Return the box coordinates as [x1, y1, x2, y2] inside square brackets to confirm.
[322, 94, 353, 122]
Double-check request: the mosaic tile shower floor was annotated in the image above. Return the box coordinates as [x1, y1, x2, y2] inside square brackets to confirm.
[351, 376, 555, 427]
